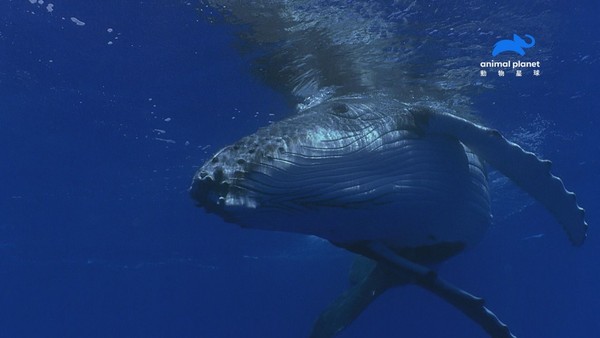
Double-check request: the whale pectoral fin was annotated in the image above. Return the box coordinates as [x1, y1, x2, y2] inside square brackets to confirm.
[309, 256, 409, 338]
[357, 242, 517, 338]
[412, 109, 587, 246]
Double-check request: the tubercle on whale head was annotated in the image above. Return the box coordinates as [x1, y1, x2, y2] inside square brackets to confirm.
[189, 141, 262, 218]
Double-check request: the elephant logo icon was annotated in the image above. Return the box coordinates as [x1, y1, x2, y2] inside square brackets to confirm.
[492, 34, 536, 56]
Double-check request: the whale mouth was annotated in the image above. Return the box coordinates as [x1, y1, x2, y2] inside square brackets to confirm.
[190, 166, 260, 223]
[189, 173, 229, 212]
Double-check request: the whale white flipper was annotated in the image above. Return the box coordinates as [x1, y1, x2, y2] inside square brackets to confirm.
[413, 108, 587, 245]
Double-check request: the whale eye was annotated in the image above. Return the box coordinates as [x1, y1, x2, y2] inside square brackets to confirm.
[331, 103, 349, 115]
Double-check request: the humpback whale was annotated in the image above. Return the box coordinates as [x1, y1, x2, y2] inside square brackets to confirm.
[190, 1, 587, 337]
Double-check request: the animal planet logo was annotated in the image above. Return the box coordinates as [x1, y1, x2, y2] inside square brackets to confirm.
[479, 33, 541, 77]
[492, 34, 535, 56]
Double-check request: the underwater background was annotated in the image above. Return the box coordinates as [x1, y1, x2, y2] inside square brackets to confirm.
[1, 1, 598, 337]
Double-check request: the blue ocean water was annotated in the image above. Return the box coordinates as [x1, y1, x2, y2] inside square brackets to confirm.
[1, 1, 598, 337]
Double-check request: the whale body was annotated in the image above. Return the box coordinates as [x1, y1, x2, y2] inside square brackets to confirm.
[190, 96, 491, 253]
[190, 94, 587, 337]
[190, 2, 587, 337]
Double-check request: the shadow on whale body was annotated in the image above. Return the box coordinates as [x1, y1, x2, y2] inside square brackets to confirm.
[190, 1, 587, 337]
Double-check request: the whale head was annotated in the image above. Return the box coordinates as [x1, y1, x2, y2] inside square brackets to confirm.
[189, 98, 406, 232]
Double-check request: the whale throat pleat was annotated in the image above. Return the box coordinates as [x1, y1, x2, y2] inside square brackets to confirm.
[242, 135, 475, 208]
